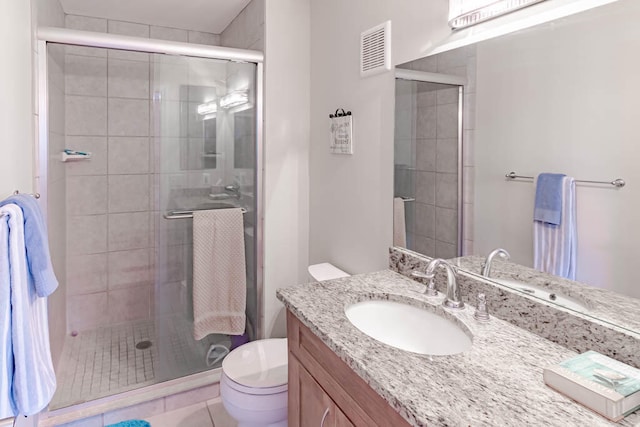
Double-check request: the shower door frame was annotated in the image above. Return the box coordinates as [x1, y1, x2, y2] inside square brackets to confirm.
[394, 68, 466, 256]
[35, 27, 265, 339]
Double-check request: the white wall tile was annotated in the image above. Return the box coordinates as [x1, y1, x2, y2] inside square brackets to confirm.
[436, 138, 458, 173]
[150, 26, 188, 43]
[108, 249, 151, 289]
[435, 207, 458, 244]
[107, 20, 150, 62]
[66, 15, 107, 32]
[67, 214, 108, 255]
[65, 55, 107, 97]
[108, 98, 149, 136]
[436, 103, 458, 139]
[108, 137, 150, 174]
[67, 175, 108, 215]
[416, 138, 436, 172]
[108, 59, 150, 99]
[67, 253, 108, 295]
[66, 95, 107, 136]
[108, 212, 150, 251]
[65, 136, 108, 175]
[68, 292, 109, 331]
[107, 284, 149, 322]
[415, 171, 435, 204]
[435, 172, 457, 209]
[108, 174, 150, 213]
[188, 31, 220, 46]
[65, 15, 107, 57]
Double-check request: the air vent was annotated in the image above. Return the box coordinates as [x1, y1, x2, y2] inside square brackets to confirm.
[360, 21, 391, 77]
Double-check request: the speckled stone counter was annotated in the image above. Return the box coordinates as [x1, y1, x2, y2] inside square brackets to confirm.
[389, 247, 640, 369]
[277, 270, 640, 427]
[450, 255, 640, 333]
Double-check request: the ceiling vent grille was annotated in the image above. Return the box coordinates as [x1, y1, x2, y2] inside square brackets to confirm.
[360, 21, 391, 77]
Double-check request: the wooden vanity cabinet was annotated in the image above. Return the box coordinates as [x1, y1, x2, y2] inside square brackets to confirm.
[287, 310, 411, 427]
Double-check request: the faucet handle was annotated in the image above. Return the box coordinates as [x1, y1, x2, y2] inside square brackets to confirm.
[411, 271, 438, 296]
[473, 293, 490, 323]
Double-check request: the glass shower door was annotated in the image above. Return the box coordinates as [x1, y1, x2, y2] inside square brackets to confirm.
[151, 54, 257, 381]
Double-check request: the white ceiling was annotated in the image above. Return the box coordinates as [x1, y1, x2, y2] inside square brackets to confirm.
[59, 0, 251, 34]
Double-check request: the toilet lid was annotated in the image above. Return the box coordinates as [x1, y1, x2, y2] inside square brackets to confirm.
[222, 338, 288, 388]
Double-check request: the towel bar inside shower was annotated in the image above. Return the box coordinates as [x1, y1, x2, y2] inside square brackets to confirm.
[163, 207, 248, 220]
[505, 171, 626, 188]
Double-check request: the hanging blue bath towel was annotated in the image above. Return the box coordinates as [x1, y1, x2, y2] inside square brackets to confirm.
[533, 174, 577, 280]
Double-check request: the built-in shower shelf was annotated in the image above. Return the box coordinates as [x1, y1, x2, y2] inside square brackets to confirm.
[202, 153, 224, 158]
[61, 151, 92, 162]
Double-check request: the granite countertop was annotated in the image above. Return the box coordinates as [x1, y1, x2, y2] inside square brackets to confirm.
[277, 270, 640, 427]
[450, 255, 640, 335]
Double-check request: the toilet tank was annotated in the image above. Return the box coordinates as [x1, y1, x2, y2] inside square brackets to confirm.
[308, 263, 350, 281]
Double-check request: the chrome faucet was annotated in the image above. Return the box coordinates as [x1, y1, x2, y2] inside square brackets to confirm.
[224, 184, 241, 199]
[481, 248, 510, 278]
[209, 184, 241, 200]
[413, 258, 464, 310]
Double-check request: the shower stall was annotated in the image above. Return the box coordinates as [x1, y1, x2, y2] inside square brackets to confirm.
[37, 28, 263, 410]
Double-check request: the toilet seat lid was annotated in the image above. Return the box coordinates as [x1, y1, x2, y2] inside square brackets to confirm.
[222, 338, 288, 388]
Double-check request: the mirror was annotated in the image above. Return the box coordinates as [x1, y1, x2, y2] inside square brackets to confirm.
[394, 0, 640, 333]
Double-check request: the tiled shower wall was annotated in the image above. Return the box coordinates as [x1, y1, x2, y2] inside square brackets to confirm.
[396, 45, 477, 258]
[62, 15, 222, 332]
[395, 82, 461, 259]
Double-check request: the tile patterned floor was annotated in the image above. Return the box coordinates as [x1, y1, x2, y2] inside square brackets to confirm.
[51, 315, 227, 410]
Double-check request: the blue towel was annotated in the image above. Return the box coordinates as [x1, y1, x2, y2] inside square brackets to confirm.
[533, 177, 577, 279]
[0, 204, 56, 417]
[0, 194, 58, 297]
[0, 214, 16, 417]
[105, 421, 151, 427]
[533, 173, 566, 225]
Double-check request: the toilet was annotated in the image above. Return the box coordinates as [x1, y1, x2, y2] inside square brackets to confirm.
[220, 263, 350, 427]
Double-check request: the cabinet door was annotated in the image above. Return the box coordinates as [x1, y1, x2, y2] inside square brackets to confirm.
[290, 355, 354, 427]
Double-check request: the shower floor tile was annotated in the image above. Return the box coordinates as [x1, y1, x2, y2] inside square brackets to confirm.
[50, 315, 224, 410]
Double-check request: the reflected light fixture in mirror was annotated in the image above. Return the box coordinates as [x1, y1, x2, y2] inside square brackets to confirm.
[197, 100, 218, 120]
[449, 0, 547, 29]
[220, 91, 249, 109]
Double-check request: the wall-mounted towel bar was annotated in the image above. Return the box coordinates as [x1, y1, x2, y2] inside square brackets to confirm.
[0, 191, 41, 218]
[505, 171, 626, 188]
[13, 190, 40, 199]
[164, 207, 248, 220]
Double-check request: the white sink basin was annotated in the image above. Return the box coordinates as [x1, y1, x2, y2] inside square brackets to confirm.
[345, 300, 472, 356]
[492, 278, 589, 312]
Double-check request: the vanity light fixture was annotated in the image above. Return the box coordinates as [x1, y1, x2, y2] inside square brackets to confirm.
[220, 91, 249, 109]
[449, 0, 547, 29]
[197, 100, 218, 116]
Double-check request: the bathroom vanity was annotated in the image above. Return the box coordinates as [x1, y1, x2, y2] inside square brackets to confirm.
[277, 270, 640, 426]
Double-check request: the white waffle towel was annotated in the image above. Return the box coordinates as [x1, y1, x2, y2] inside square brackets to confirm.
[393, 197, 407, 247]
[192, 208, 246, 340]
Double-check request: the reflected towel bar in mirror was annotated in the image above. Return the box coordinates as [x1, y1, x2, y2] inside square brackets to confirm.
[505, 171, 626, 188]
[164, 207, 248, 220]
